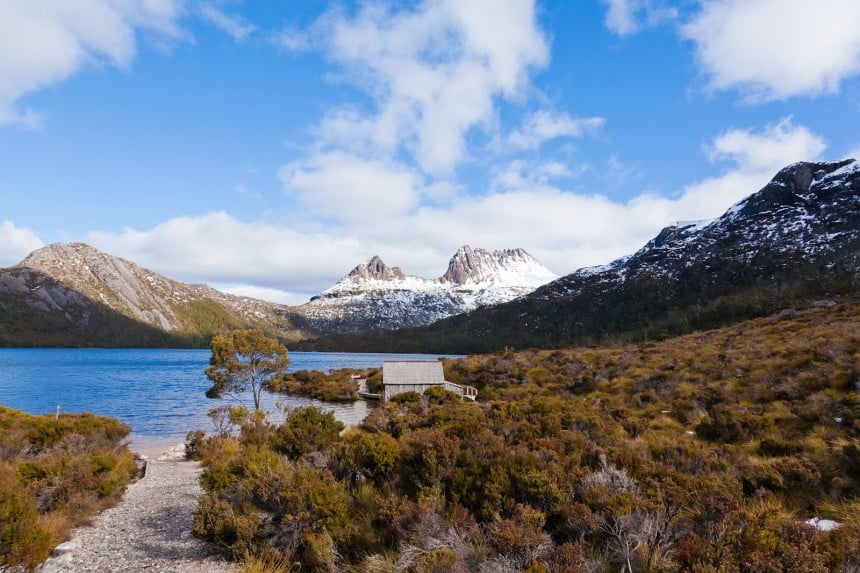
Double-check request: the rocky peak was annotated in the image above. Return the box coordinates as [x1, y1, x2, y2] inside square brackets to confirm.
[347, 256, 406, 282]
[735, 159, 857, 218]
[20, 242, 102, 271]
[441, 245, 552, 286]
[441, 245, 510, 285]
[772, 159, 855, 194]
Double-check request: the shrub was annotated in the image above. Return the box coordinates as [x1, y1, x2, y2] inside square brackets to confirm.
[0, 407, 136, 569]
[273, 406, 344, 459]
[423, 386, 460, 404]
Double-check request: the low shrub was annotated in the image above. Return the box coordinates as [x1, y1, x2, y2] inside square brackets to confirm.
[0, 406, 136, 569]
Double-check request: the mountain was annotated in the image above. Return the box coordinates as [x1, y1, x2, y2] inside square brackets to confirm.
[299, 159, 860, 353]
[0, 242, 555, 347]
[296, 246, 557, 333]
[0, 243, 311, 347]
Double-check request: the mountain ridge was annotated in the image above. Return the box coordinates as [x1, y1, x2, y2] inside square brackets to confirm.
[0, 242, 312, 346]
[0, 242, 557, 346]
[299, 245, 558, 333]
[298, 159, 860, 353]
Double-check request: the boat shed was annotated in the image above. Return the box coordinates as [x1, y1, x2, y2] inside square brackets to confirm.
[382, 361, 477, 401]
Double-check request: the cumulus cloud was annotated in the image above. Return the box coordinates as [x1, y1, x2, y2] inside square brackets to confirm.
[217, 285, 301, 306]
[0, 0, 184, 126]
[677, 117, 826, 217]
[508, 110, 605, 150]
[312, 0, 549, 175]
[199, 4, 255, 43]
[0, 221, 44, 267]
[279, 151, 423, 223]
[682, 0, 860, 101]
[86, 212, 368, 304]
[705, 117, 826, 170]
[85, 118, 830, 302]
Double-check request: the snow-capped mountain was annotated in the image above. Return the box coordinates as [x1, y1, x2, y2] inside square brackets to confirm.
[296, 245, 557, 333]
[302, 159, 860, 353]
[547, 158, 860, 298]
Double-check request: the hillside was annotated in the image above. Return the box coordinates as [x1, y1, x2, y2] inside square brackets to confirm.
[0, 242, 555, 347]
[0, 243, 312, 347]
[299, 159, 860, 353]
[190, 298, 860, 570]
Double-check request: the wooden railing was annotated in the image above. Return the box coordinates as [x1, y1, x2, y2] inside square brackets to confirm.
[442, 381, 478, 401]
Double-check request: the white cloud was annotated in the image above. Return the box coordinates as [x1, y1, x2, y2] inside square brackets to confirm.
[682, 0, 860, 101]
[604, 0, 639, 35]
[678, 117, 826, 217]
[508, 110, 605, 150]
[0, 0, 184, 126]
[603, 0, 678, 36]
[217, 284, 301, 306]
[199, 4, 255, 43]
[86, 212, 368, 304]
[312, 0, 549, 175]
[0, 221, 44, 267]
[279, 151, 423, 223]
[705, 117, 827, 170]
[81, 118, 831, 302]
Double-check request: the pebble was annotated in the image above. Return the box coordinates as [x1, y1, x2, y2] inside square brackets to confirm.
[37, 453, 239, 573]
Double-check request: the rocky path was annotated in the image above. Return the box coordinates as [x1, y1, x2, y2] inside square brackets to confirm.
[38, 447, 240, 573]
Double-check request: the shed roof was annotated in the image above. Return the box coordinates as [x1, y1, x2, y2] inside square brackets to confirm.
[382, 361, 445, 386]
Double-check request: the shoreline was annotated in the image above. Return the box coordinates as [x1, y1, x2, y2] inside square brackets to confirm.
[128, 433, 189, 459]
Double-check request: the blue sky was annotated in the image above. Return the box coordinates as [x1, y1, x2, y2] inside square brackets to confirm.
[2, 0, 859, 304]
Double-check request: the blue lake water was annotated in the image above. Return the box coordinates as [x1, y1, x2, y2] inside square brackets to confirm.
[0, 349, 456, 445]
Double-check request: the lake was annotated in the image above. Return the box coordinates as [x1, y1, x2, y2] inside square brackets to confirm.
[0, 348, 457, 448]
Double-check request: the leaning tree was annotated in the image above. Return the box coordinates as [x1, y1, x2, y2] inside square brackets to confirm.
[204, 329, 290, 412]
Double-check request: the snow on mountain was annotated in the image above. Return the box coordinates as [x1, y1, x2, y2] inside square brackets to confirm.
[541, 158, 860, 301]
[297, 245, 557, 333]
[313, 158, 860, 354]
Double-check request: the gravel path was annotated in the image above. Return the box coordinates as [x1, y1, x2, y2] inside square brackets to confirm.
[38, 447, 240, 573]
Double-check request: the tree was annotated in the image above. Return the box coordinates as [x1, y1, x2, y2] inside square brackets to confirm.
[204, 329, 290, 412]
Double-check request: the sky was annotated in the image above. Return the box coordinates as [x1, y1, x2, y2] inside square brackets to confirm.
[1, 0, 859, 305]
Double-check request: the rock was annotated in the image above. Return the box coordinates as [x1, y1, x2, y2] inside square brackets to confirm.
[52, 541, 78, 556]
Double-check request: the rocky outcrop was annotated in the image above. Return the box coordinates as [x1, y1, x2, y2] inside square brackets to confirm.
[298, 246, 557, 333]
[441, 246, 549, 285]
[346, 256, 407, 282]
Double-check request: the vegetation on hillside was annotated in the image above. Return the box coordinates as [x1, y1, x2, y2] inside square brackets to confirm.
[0, 407, 138, 569]
[297, 246, 860, 355]
[190, 299, 860, 571]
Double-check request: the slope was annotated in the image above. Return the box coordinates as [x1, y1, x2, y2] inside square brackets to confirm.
[0, 243, 311, 347]
[299, 159, 860, 353]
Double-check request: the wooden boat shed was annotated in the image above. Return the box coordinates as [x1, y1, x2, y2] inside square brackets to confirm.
[382, 361, 477, 401]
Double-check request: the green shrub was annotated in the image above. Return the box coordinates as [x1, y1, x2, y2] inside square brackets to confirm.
[390, 391, 421, 404]
[0, 407, 135, 568]
[274, 406, 344, 459]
